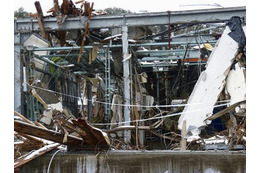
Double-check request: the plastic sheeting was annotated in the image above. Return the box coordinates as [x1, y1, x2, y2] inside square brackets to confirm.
[227, 16, 246, 48]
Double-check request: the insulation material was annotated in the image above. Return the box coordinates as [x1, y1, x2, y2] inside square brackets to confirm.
[226, 63, 246, 113]
[178, 25, 240, 139]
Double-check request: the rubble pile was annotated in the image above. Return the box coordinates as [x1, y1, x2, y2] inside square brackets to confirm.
[14, 0, 246, 170]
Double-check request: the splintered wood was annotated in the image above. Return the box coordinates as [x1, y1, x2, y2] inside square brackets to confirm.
[77, 2, 94, 63]
[15, 120, 84, 145]
[14, 143, 60, 169]
[14, 111, 110, 149]
[72, 118, 110, 148]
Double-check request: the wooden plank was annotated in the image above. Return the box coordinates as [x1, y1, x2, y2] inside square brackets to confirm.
[35, 1, 53, 47]
[14, 120, 84, 145]
[53, 0, 60, 16]
[206, 101, 246, 121]
[134, 104, 140, 148]
[84, 2, 90, 16]
[14, 110, 47, 129]
[72, 118, 110, 148]
[17, 133, 45, 144]
[34, 1, 47, 38]
[75, 0, 84, 4]
[14, 143, 60, 169]
[180, 120, 187, 151]
[72, 119, 99, 146]
[77, 2, 94, 63]
[14, 111, 34, 125]
[34, 121, 48, 129]
[63, 0, 69, 14]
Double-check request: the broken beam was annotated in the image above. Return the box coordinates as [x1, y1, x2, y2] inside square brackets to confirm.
[34, 1, 53, 46]
[34, 1, 46, 38]
[53, 0, 60, 15]
[206, 101, 246, 121]
[14, 143, 60, 169]
[63, 0, 69, 14]
[14, 110, 34, 125]
[78, 2, 94, 63]
[14, 120, 84, 145]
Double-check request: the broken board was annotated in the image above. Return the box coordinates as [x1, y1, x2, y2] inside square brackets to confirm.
[178, 25, 241, 140]
[14, 120, 84, 145]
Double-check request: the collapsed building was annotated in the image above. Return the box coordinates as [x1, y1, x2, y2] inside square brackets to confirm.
[14, 0, 246, 171]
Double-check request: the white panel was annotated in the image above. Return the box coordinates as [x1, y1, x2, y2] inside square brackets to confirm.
[226, 63, 246, 113]
[178, 26, 240, 139]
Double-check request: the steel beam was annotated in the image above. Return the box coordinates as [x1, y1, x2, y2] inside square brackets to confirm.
[170, 35, 216, 43]
[141, 56, 199, 61]
[33, 41, 216, 52]
[14, 7, 245, 32]
[137, 49, 201, 58]
[141, 62, 206, 68]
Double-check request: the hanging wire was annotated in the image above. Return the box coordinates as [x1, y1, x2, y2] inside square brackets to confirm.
[158, 42, 190, 104]
[91, 102, 229, 126]
[29, 84, 230, 108]
[47, 148, 65, 173]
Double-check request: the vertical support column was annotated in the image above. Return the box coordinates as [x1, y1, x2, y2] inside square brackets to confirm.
[104, 50, 108, 118]
[108, 47, 111, 119]
[87, 81, 92, 121]
[156, 72, 160, 104]
[14, 33, 22, 113]
[104, 46, 111, 121]
[122, 25, 131, 143]
[165, 73, 168, 105]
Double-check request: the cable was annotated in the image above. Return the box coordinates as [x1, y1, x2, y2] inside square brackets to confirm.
[47, 149, 63, 173]
[29, 84, 230, 108]
[91, 102, 229, 126]
[158, 42, 190, 104]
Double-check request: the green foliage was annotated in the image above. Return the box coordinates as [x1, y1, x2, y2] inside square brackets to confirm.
[104, 7, 133, 15]
[14, 7, 31, 19]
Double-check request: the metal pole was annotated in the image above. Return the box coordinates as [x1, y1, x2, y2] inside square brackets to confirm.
[156, 73, 160, 104]
[104, 46, 111, 121]
[87, 81, 92, 121]
[122, 25, 131, 143]
[108, 46, 111, 119]
[14, 33, 22, 113]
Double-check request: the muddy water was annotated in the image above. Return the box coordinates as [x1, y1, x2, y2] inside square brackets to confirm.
[20, 151, 246, 173]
